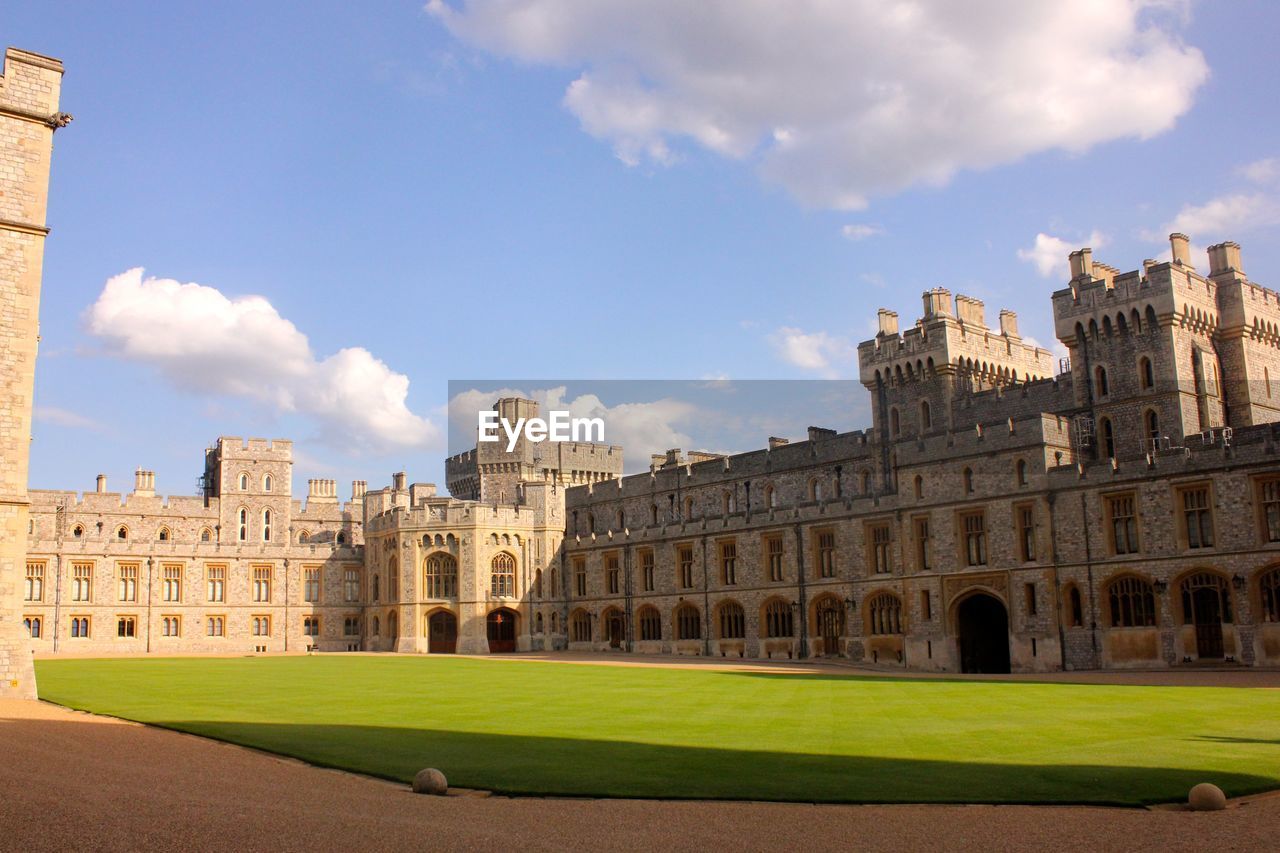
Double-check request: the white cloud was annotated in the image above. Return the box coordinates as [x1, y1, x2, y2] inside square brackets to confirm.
[1238, 157, 1280, 184]
[428, 1, 1208, 209]
[767, 327, 855, 377]
[1157, 193, 1280, 243]
[33, 405, 104, 433]
[85, 268, 438, 453]
[1017, 230, 1107, 278]
[841, 223, 885, 241]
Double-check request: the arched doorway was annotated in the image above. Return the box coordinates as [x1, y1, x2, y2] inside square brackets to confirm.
[603, 608, 625, 649]
[814, 595, 845, 656]
[957, 593, 1010, 674]
[487, 607, 518, 653]
[427, 610, 457, 654]
[1180, 572, 1232, 659]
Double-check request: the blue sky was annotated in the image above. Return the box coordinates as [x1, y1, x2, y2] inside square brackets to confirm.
[6, 1, 1279, 498]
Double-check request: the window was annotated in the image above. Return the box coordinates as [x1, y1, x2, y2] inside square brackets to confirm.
[115, 525, 128, 540]
[1139, 356, 1154, 389]
[534, 568, 544, 599]
[718, 602, 745, 639]
[262, 508, 272, 542]
[1179, 572, 1233, 625]
[252, 565, 272, 602]
[763, 600, 793, 638]
[764, 534, 784, 582]
[117, 616, 137, 638]
[1100, 417, 1115, 459]
[764, 485, 777, 509]
[206, 616, 225, 637]
[387, 557, 399, 601]
[24, 561, 44, 602]
[200, 527, 212, 543]
[535, 612, 544, 633]
[72, 524, 83, 539]
[1179, 486, 1214, 549]
[675, 604, 701, 640]
[263, 474, 273, 492]
[1108, 576, 1156, 627]
[890, 407, 901, 437]
[1068, 586, 1084, 627]
[304, 616, 320, 637]
[817, 529, 839, 577]
[1095, 365, 1109, 397]
[421, 554, 454, 598]
[1144, 410, 1161, 447]
[867, 593, 902, 634]
[639, 549, 655, 592]
[372, 573, 380, 603]
[677, 545, 694, 589]
[24, 616, 42, 638]
[207, 565, 226, 602]
[162, 564, 183, 602]
[1025, 582, 1038, 616]
[157, 527, 170, 542]
[118, 564, 138, 602]
[72, 562, 93, 602]
[913, 475, 923, 500]
[549, 567, 559, 598]
[604, 553, 620, 595]
[1107, 493, 1140, 555]
[1016, 505, 1036, 562]
[963, 468, 974, 495]
[1261, 568, 1280, 623]
[1260, 480, 1280, 543]
[343, 616, 360, 636]
[304, 567, 321, 603]
[638, 606, 662, 641]
[913, 517, 931, 571]
[341, 568, 359, 602]
[961, 512, 987, 566]
[867, 525, 890, 575]
[574, 556, 587, 597]
[239, 473, 249, 490]
[162, 616, 181, 637]
[719, 540, 737, 585]
[921, 590, 932, 621]
[920, 400, 932, 430]
[238, 507, 248, 542]
[70, 616, 90, 638]
[252, 615, 271, 636]
[571, 610, 592, 642]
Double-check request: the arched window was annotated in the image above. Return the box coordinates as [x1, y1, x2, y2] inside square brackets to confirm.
[962, 468, 974, 495]
[1144, 410, 1161, 446]
[1179, 572, 1233, 625]
[675, 603, 701, 640]
[550, 612, 559, 634]
[859, 470, 871, 495]
[1100, 417, 1115, 459]
[920, 400, 932, 430]
[587, 513, 596, 534]
[570, 609, 592, 642]
[1095, 366, 1109, 397]
[535, 612, 544, 634]
[372, 574, 380, 603]
[116, 525, 128, 540]
[721, 491, 734, 515]
[263, 474, 272, 492]
[422, 552, 456, 597]
[1139, 357, 1154, 390]
[1107, 576, 1157, 627]
[200, 527, 212, 543]
[890, 407, 901, 437]
[1015, 459, 1027, 486]
[336, 532, 346, 545]
[237, 508, 248, 542]
[1145, 305, 1158, 329]
[808, 478, 822, 502]
[684, 495, 695, 518]
[239, 473, 249, 491]
[616, 509, 626, 530]
[764, 485, 777, 509]
[298, 530, 309, 544]
[158, 527, 170, 542]
[1261, 567, 1280, 623]
[638, 606, 662, 641]
[262, 508, 272, 542]
[1067, 585, 1084, 627]
[72, 524, 83, 539]
[913, 475, 923, 499]
[534, 568, 543, 599]
[763, 599, 793, 638]
[717, 601, 745, 639]
[867, 593, 902, 635]
[491, 552, 516, 597]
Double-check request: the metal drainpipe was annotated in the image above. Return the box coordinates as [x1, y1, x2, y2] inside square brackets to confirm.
[146, 558, 153, 653]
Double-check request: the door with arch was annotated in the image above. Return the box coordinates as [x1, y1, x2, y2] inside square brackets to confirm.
[1181, 573, 1230, 659]
[956, 592, 1011, 674]
[605, 609, 625, 649]
[815, 596, 845, 656]
[428, 610, 457, 654]
[487, 607, 518, 653]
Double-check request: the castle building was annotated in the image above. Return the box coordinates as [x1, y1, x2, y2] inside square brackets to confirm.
[5, 47, 1280, 676]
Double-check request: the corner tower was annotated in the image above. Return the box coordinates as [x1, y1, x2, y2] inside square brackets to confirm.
[0, 48, 69, 698]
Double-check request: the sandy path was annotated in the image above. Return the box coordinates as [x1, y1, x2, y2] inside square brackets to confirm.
[1, 699, 1277, 852]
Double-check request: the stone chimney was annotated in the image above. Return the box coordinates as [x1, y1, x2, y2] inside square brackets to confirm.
[1170, 233, 1192, 267]
[1093, 263, 1119, 290]
[307, 479, 337, 503]
[808, 426, 837, 442]
[95, 474, 107, 493]
[351, 480, 366, 501]
[922, 287, 953, 318]
[955, 295, 986, 328]
[392, 471, 407, 491]
[877, 309, 899, 336]
[768, 436, 789, 449]
[1068, 248, 1093, 280]
[133, 468, 155, 497]
[998, 309, 1020, 339]
[1207, 241, 1243, 277]
[1142, 259, 1158, 278]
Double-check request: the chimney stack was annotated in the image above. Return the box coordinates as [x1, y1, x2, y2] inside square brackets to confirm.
[1207, 241, 1243, 277]
[1068, 248, 1093, 280]
[392, 471, 407, 491]
[877, 308, 899, 336]
[95, 474, 107, 493]
[1170, 233, 1192, 267]
[768, 436, 789, 450]
[922, 287, 953, 318]
[998, 309, 1020, 339]
[307, 479, 337, 502]
[133, 468, 155, 497]
[351, 480, 367, 501]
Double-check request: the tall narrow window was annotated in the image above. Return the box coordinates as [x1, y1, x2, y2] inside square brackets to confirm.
[816, 530, 838, 577]
[604, 553, 620, 595]
[1180, 486, 1214, 549]
[1101, 417, 1115, 459]
[207, 565, 226, 602]
[262, 509, 272, 542]
[868, 525, 890, 574]
[304, 567, 320, 603]
[1068, 586, 1084, 627]
[574, 556, 587, 597]
[252, 565, 272, 602]
[1108, 494, 1139, 555]
[1016, 459, 1028, 486]
[719, 540, 737, 585]
[1145, 410, 1161, 447]
[162, 564, 183, 602]
[921, 590, 932, 621]
[1260, 479, 1280, 543]
[238, 507, 248, 542]
[1095, 365, 1109, 397]
[1260, 568, 1280, 623]
[764, 535, 784, 582]
[763, 600, 793, 638]
[1025, 582, 1038, 615]
[677, 544, 694, 589]
[72, 563, 93, 602]
[961, 512, 987, 566]
[343, 568, 361, 602]
[920, 400, 932, 430]
[24, 562, 44, 602]
[963, 468, 974, 495]
[239, 473, 249, 490]
[1108, 576, 1156, 627]
[868, 593, 902, 634]
[1017, 506, 1036, 562]
[914, 517, 931, 571]
[263, 474, 273, 492]
[118, 564, 138, 602]
[1140, 357, 1154, 390]
[640, 549, 655, 592]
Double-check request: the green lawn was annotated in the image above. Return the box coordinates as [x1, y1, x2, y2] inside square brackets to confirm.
[34, 656, 1280, 805]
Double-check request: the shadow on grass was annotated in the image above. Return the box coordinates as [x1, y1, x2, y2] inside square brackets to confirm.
[141, 719, 1277, 806]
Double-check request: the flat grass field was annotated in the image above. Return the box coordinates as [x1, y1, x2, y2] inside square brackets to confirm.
[34, 656, 1280, 805]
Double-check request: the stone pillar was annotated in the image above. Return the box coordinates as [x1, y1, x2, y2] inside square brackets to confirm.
[0, 48, 69, 699]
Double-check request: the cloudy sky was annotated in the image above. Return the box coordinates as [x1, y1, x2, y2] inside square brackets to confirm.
[8, 1, 1279, 498]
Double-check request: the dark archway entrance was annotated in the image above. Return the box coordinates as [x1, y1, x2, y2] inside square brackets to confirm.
[428, 610, 457, 654]
[604, 610, 625, 649]
[487, 608, 518, 653]
[957, 593, 1011, 674]
[815, 596, 845, 656]
[1181, 573, 1231, 659]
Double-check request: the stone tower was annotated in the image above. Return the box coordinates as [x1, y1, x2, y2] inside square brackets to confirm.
[0, 48, 69, 698]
